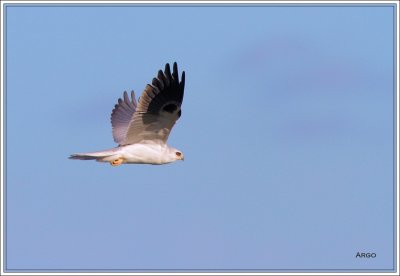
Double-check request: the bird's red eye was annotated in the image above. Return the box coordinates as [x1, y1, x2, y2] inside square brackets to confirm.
[176, 152, 182, 157]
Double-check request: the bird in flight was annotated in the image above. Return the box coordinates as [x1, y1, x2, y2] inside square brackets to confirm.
[69, 62, 185, 166]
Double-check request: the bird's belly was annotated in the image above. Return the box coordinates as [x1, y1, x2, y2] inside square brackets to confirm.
[119, 144, 167, 165]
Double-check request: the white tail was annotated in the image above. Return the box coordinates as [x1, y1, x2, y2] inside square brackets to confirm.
[69, 148, 121, 162]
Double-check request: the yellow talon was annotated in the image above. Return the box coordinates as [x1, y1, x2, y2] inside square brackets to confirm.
[111, 158, 124, 166]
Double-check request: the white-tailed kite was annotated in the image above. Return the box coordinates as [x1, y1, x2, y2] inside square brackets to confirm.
[69, 62, 185, 166]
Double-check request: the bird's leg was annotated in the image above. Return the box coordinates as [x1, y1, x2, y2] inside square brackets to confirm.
[110, 158, 124, 166]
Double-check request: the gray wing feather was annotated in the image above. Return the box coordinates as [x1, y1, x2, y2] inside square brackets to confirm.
[110, 91, 137, 145]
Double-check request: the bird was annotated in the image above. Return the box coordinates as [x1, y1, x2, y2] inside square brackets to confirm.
[69, 62, 185, 166]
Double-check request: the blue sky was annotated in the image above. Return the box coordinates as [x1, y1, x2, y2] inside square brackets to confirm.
[4, 3, 396, 272]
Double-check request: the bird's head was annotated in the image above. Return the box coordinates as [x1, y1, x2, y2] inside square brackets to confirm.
[174, 150, 185, 161]
[167, 147, 184, 162]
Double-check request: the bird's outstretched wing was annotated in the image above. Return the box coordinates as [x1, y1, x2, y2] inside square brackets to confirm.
[110, 91, 137, 145]
[119, 62, 185, 145]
